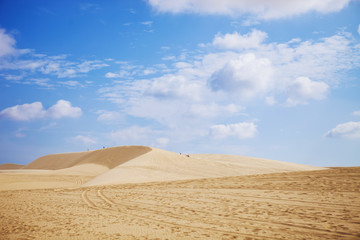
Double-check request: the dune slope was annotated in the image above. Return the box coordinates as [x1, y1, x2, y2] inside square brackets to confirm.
[1, 145, 326, 189]
[83, 147, 325, 186]
[23, 152, 90, 170]
[23, 146, 151, 170]
[0, 163, 24, 170]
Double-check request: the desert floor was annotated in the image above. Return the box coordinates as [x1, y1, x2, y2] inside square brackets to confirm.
[0, 167, 359, 240]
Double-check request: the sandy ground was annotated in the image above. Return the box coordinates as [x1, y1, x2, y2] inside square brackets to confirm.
[1, 167, 359, 240]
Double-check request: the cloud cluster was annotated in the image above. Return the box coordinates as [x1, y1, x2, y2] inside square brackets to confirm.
[0, 28, 108, 85]
[147, 0, 351, 19]
[210, 53, 273, 99]
[325, 121, 360, 139]
[98, 29, 358, 143]
[286, 77, 329, 106]
[0, 100, 82, 121]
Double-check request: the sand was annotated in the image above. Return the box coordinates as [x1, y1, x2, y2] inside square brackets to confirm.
[0, 167, 359, 239]
[0, 146, 325, 190]
[0, 163, 24, 170]
[0, 146, 359, 239]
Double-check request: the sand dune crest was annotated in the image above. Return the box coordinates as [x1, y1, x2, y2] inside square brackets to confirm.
[23, 146, 151, 170]
[0, 163, 24, 170]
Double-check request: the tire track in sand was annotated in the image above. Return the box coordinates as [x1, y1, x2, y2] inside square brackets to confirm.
[82, 188, 272, 240]
[81, 189, 97, 208]
[97, 188, 358, 240]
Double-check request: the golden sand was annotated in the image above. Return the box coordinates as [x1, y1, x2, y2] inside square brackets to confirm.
[0, 146, 359, 239]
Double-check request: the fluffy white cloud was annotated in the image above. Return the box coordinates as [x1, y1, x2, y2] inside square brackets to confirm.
[147, 0, 351, 19]
[0, 100, 82, 121]
[0, 28, 17, 57]
[286, 77, 329, 106]
[212, 30, 267, 50]
[47, 100, 82, 119]
[98, 29, 359, 142]
[210, 122, 258, 139]
[145, 74, 205, 101]
[210, 53, 274, 99]
[325, 121, 360, 139]
[0, 102, 46, 121]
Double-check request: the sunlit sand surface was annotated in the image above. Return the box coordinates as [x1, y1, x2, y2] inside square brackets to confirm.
[0, 146, 359, 239]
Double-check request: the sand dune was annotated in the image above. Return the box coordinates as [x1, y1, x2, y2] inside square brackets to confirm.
[83, 147, 324, 186]
[0, 163, 24, 170]
[0, 145, 325, 190]
[23, 146, 151, 170]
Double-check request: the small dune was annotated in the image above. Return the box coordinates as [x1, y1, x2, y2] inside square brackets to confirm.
[0, 163, 24, 170]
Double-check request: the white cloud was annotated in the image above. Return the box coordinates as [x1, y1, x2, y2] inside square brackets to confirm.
[141, 21, 153, 26]
[98, 30, 359, 143]
[147, 0, 351, 19]
[353, 110, 360, 116]
[186, 103, 241, 119]
[14, 128, 26, 138]
[1, 74, 24, 81]
[0, 28, 17, 57]
[109, 126, 153, 145]
[47, 100, 82, 119]
[0, 28, 108, 81]
[212, 30, 267, 50]
[0, 100, 82, 121]
[210, 53, 274, 99]
[153, 137, 170, 148]
[77, 60, 108, 73]
[210, 122, 258, 139]
[1, 54, 108, 79]
[59, 80, 82, 88]
[286, 77, 329, 106]
[25, 78, 53, 88]
[265, 96, 277, 106]
[105, 72, 122, 78]
[97, 110, 123, 123]
[325, 121, 360, 139]
[145, 74, 205, 101]
[0, 102, 46, 121]
[0, 28, 30, 58]
[72, 135, 97, 146]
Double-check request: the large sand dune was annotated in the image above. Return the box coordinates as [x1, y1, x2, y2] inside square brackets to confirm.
[0, 145, 325, 190]
[83, 147, 324, 186]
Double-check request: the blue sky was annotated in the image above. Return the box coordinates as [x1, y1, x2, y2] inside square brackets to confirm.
[0, 0, 359, 167]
